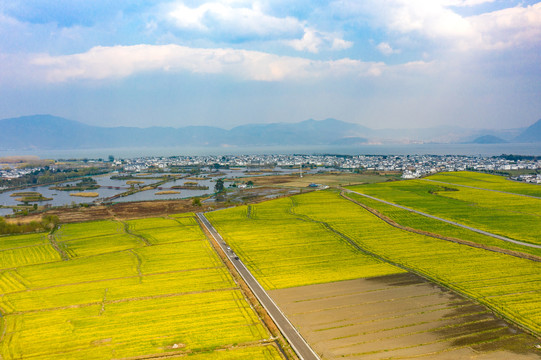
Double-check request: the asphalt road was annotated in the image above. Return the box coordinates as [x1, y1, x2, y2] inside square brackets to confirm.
[196, 213, 320, 360]
[345, 189, 541, 249]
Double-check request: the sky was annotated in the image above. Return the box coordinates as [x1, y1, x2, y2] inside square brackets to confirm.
[0, 0, 540, 130]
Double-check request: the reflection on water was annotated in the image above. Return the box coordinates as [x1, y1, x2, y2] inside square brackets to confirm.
[0, 208, 13, 216]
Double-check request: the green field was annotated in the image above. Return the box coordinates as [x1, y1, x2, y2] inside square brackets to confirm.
[209, 190, 541, 336]
[427, 171, 541, 197]
[344, 192, 541, 258]
[126, 216, 207, 245]
[0, 216, 280, 360]
[347, 173, 541, 246]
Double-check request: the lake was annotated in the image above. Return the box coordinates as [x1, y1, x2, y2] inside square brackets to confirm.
[1, 143, 540, 160]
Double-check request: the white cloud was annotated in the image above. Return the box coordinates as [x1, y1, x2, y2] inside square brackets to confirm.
[166, 1, 353, 52]
[332, 0, 541, 51]
[22, 44, 417, 83]
[167, 1, 303, 39]
[286, 28, 352, 53]
[376, 42, 399, 55]
[443, 0, 497, 6]
[382, 0, 475, 39]
[469, 3, 541, 49]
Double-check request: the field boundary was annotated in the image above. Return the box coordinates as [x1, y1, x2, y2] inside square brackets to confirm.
[340, 190, 541, 262]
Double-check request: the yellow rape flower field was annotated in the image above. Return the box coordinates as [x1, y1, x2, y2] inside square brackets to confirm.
[0, 213, 282, 360]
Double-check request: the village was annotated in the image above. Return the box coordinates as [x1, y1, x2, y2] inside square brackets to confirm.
[2, 154, 541, 184]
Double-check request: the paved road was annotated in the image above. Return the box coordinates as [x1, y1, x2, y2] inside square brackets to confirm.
[196, 213, 320, 360]
[420, 178, 541, 199]
[344, 189, 541, 250]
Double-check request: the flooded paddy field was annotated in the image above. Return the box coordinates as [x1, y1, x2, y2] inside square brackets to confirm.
[270, 273, 541, 359]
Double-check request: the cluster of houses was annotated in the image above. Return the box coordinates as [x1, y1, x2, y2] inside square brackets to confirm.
[3, 154, 540, 183]
[117, 154, 540, 180]
[510, 174, 541, 184]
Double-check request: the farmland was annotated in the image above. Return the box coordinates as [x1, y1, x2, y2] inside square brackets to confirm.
[0, 232, 61, 269]
[0, 214, 281, 359]
[344, 192, 541, 258]
[208, 189, 541, 358]
[426, 171, 541, 197]
[271, 274, 540, 359]
[347, 174, 541, 246]
[290, 191, 541, 335]
[2, 169, 541, 359]
[206, 197, 404, 290]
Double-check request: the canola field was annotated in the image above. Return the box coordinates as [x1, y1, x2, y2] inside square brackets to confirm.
[426, 171, 541, 197]
[291, 191, 541, 335]
[347, 173, 541, 246]
[0, 214, 281, 360]
[0, 232, 61, 269]
[208, 190, 541, 336]
[206, 198, 405, 290]
[345, 192, 541, 258]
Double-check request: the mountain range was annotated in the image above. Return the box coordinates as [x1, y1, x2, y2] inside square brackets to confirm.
[0, 115, 539, 151]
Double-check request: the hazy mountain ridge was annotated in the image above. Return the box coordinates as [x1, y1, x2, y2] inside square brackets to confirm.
[0, 115, 536, 151]
[514, 119, 541, 143]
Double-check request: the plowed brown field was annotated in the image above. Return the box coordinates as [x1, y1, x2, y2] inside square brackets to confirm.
[270, 273, 540, 359]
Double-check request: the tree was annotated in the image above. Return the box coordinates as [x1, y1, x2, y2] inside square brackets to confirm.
[192, 197, 201, 207]
[41, 214, 59, 231]
[108, 155, 115, 162]
[214, 178, 224, 193]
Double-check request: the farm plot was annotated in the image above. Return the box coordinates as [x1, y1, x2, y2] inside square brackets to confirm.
[0, 232, 61, 269]
[271, 273, 540, 359]
[206, 197, 405, 290]
[127, 216, 207, 244]
[347, 179, 541, 246]
[0, 233, 48, 250]
[291, 191, 541, 335]
[426, 171, 541, 197]
[54, 220, 143, 258]
[0, 215, 278, 359]
[54, 220, 125, 241]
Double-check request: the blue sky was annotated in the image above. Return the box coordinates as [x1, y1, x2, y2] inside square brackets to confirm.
[0, 0, 540, 129]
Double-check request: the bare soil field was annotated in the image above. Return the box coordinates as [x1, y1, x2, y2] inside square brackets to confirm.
[235, 172, 400, 188]
[270, 273, 541, 359]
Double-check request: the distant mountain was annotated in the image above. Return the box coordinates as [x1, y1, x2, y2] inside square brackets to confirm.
[331, 137, 368, 145]
[227, 119, 369, 145]
[515, 119, 541, 143]
[0, 115, 368, 150]
[0, 114, 537, 151]
[470, 135, 507, 144]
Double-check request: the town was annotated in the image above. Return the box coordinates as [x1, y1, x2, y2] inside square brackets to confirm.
[2, 153, 540, 184]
